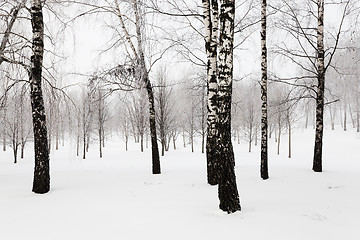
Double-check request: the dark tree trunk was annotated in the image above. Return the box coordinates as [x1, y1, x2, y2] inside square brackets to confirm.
[201, 131, 205, 154]
[140, 133, 144, 152]
[191, 135, 194, 153]
[260, 0, 269, 180]
[21, 143, 25, 159]
[173, 134, 176, 150]
[125, 136, 128, 151]
[288, 116, 292, 159]
[313, 0, 325, 173]
[145, 77, 161, 174]
[83, 135, 86, 159]
[217, 0, 241, 213]
[30, 0, 50, 194]
[161, 139, 165, 156]
[99, 127, 102, 158]
[13, 145, 18, 164]
[133, 0, 160, 174]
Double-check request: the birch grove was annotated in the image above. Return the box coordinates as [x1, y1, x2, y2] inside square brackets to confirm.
[0, 0, 359, 215]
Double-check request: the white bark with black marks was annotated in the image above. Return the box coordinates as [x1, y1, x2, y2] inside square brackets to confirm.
[260, 0, 269, 180]
[203, 0, 220, 185]
[313, 0, 325, 172]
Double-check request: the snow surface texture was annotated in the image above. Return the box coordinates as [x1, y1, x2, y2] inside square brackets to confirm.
[1, 127, 359, 240]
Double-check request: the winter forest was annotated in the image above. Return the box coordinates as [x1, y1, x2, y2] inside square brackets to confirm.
[1, 0, 360, 239]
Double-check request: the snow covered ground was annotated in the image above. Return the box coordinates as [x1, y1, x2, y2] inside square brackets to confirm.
[1, 127, 359, 240]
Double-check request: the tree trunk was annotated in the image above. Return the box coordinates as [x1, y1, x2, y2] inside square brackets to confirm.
[13, 145, 18, 164]
[2, 132, 6, 151]
[260, 0, 269, 179]
[21, 143, 25, 159]
[313, 0, 325, 173]
[217, 0, 241, 213]
[140, 133, 144, 152]
[277, 117, 281, 155]
[30, 0, 50, 194]
[173, 134, 176, 150]
[288, 116, 291, 159]
[133, 0, 160, 174]
[86, 134, 90, 152]
[161, 139, 165, 156]
[182, 129, 186, 148]
[191, 135, 194, 153]
[125, 136, 128, 151]
[76, 134, 79, 157]
[248, 123, 252, 152]
[201, 131, 205, 154]
[102, 128, 105, 148]
[255, 124, 258, 146]
[329, 106, 335, 130]
[145, 76, 161, 174]
[203, 0, 220, 186]
[99, 127, 102, 158]
[83, 135, 86, 159]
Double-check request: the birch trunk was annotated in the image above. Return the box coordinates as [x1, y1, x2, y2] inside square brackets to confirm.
[30, 0, 50, 194]
[134, 0, 160, 174]
[313, 0, 325, 172]
[203, 0, 220, 185]
[260, 0, 269, 179]
[217, 0, 240, 213]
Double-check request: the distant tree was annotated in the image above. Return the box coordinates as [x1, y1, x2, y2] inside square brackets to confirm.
[155, 67, 175, 156]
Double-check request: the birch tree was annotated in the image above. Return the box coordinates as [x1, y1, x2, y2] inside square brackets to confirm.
[30, 0, 50, 194]
[274, 0, 356, 172]
[260, 0, 269, 179]
[202, 0, 241, 213]
[72, 0, 162, 173]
